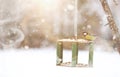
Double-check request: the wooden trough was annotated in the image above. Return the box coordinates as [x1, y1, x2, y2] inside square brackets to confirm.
[56, 39, 94, 67]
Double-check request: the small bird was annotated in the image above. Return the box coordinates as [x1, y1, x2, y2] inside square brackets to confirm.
[83, 32, 96, 41]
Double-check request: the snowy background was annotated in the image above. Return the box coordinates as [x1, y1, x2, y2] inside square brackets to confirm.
[0, 0, 120, 77]
[0, 47, 120, 77]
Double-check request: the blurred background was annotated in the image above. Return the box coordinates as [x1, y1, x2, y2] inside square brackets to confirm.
[0, 0, 120, 50]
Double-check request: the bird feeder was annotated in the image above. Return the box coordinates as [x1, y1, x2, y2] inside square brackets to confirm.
[56, 0, 94, 67]
[56, 39, 94, 67]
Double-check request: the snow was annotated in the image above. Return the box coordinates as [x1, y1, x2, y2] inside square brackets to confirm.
[0, 0, 120, 77]
[0, 47, 120, 77]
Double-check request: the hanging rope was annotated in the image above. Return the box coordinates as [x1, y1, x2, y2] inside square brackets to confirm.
[74, 0, 78, 39]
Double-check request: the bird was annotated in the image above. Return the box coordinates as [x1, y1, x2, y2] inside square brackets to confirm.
[82, 32, 96, 41]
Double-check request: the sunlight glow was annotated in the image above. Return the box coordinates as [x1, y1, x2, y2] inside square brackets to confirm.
[41, 0, 58, 6]
[36, 0, 60, 10]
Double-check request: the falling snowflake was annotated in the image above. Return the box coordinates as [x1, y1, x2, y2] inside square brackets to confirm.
[113, 35, 117, 40]
[24, 45, 29, 49]
[41, 19, 45, 23]
[87, 25, 92, 29]
[67, 4, 74, 11]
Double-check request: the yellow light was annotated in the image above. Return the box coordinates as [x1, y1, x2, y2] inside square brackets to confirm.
[28, 0, 62, 18]
[41, 0, 57, 6]
[36, 0, 59, 10]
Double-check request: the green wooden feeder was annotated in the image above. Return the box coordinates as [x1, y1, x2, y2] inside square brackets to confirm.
[56, 39, 94, 67]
